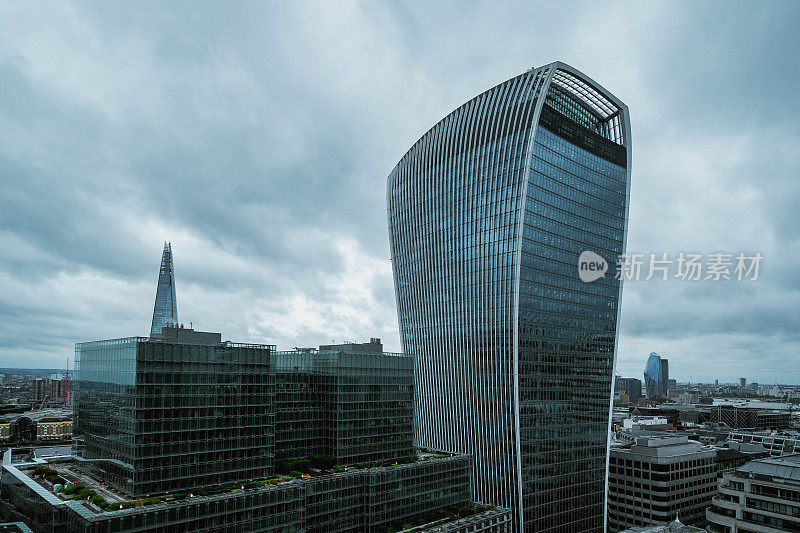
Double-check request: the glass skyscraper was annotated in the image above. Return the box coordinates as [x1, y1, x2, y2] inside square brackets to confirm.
[150, 241, 178, 335]
[644, 352, 667, 399]
[387, 61, 631, 532]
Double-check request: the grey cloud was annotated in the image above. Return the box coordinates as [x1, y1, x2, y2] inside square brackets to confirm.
[0, 1, 798, 385]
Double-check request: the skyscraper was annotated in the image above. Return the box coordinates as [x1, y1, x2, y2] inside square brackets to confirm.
[660, 358, 670, 394]
[150, 241, 178, 335]
[644, 352, 664, 399]
[387, 61, 631, 531]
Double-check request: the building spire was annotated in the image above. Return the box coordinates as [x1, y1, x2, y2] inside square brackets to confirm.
[150, 242, 178, 335]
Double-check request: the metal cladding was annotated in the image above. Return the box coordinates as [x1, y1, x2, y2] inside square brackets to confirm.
[150, 242, 178, 335]
[387, 61, 631, 532]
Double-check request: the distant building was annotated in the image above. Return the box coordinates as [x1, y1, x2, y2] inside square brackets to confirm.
[32, 378, 47, 403]
[617, 377, 643, 404]
[707, 454, 800, 532]
[661, 359, 670, 394]
[667, 378, 677, 391]
[318, 337, 383, 354]
[739, 377, 746, 389]
[48, 374, 67, 405]
[644, 353, 666, 399]
[150, 242, 178, 335]
[710, 405, 791, 429]
[727, 431, 800, 456]
[608, 435, 716, 531]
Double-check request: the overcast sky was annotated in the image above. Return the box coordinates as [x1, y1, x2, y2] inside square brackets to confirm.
[1, 1, 798, 383]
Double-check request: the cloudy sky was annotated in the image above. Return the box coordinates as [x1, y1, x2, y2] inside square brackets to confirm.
[1, 1, 798, 383]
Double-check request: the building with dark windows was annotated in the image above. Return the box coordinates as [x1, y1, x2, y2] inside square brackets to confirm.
[150, 242, 178, 335]
[707, 454, 800, 533]
[4, 326, 511, 533]
[616, 377, 643, 404]
[273, 347, 415, 465]
[644, 353, 666, 399]
[72, 325, 276, 497]
[607, 435, 716, 532]
[387, 61, 631, 531]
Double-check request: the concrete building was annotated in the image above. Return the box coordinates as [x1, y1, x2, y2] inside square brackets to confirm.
[607, 435, 717, 532]
[707, 454, 800, 532]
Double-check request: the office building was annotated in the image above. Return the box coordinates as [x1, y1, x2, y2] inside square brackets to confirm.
[644, 353, 666, 399]
[73, 325, 275, 496]
[739, 378, 746, 389]
[617, 377, 643, 404]
[387, 61, 631, 531]
[711, 406, 792, 430]
[5, 322, 510, 533]
[273, 347, 415, 465]
[1, 448, 512, 533]
[150, 242, 178, 335]
[727, 431, 800, 456]
[607, 435, 716, 532]
[707, 454, 800, 532]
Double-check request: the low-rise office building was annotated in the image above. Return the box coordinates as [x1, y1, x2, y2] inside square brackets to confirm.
[1, 450, 511, 533]
[0, 326, 509, 532]
[707, 454, 800, 533]
[608, 435, 717, 532]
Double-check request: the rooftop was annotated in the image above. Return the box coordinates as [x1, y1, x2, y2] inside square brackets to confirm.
[8, 450, 460, 516]
[736, 453, 800, 482]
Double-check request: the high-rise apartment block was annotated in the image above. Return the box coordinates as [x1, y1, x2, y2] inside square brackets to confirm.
[388, 61, 631, 531]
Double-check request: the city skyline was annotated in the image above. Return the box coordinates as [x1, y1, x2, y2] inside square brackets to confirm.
[1, 2, 799, 385]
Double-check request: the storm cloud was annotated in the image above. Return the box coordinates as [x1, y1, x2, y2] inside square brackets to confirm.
[0, 1, 798, 384]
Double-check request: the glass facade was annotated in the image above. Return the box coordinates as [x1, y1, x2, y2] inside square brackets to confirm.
[73, 336, 275, 496]
[150, 242, 178, 335]
[387, 62, 631, 532]
[643, 352, 664, 399]
[273, 350, 415, 465]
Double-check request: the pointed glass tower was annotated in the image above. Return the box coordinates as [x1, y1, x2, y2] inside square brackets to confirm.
[150, 242, 178, 335]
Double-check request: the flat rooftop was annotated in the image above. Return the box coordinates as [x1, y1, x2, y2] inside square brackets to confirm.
[8, 450, 460, 516]
[737, 453, 800, 482]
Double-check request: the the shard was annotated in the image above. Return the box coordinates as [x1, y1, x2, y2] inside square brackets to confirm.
[150, 242, 178, 335]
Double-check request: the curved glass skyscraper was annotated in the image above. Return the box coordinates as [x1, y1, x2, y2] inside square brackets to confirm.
[387, 62, 631, 532]
[644, 352, 665, 399]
